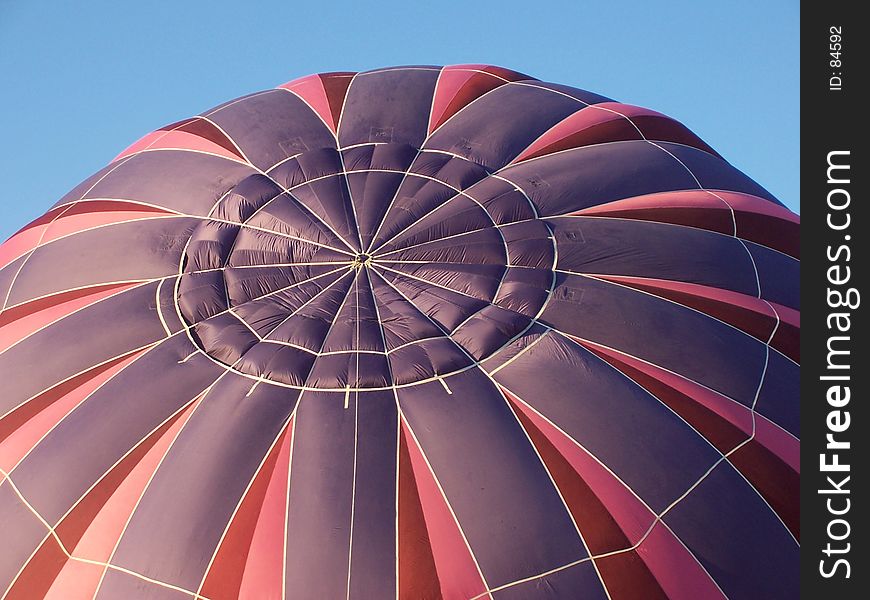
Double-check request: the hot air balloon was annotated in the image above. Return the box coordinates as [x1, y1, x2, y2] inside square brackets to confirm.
[0, 65, 799, 600]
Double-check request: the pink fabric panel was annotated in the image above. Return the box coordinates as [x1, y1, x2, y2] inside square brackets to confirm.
[510, 394, 656, 545]
[402, 421, 489, 600]
[278, 74, 336, 132]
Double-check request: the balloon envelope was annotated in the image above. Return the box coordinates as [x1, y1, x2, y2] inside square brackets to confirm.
[0, 65, 799, 599]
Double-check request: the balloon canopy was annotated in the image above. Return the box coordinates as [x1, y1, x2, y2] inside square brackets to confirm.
[0, 65, 799, 599]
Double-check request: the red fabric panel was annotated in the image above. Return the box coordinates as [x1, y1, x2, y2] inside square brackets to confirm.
[200, 423, 293, 599]
[401, 420, 488, 600]
[398, 427, 443, 600]
[592, 275, 798, 362]
[506, 389, 631, 554]
[0, 349, 146, 470]
[571, 337, 754, 449]
[580, 341, 751, 453]
[279, 74, 335, 132]
[278, 72, 354, 133]
[728, 440, 800, 541]
[595, 551, 668, 600]
[429, 65, 526, 133]
[1, 200, 174, 269]
[114, 118, 246, 163]
[3, 535, 67, 600]
[754, 417, 799, 473]
[573, 190, 799, 257]
[114, 130, 247, 163]
[320, 73, 355, 131]
[5, 400, 198, 599]
[635, 522, 727, 600]
[513, 103, 717, 163]
[237, 421, 294, 599]
[506, 390, 655, 546]
[54, 407, 195, 551]
[0, 282, 144, 354]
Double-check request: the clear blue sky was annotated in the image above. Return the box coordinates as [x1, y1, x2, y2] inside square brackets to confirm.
[0, 0, 798, 240]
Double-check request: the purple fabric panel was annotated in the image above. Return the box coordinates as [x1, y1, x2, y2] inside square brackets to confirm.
[492, 560, 608, 600]
[380, 262, 504, 302]
[388, 337, 472, 385]
[746, 241, 800, 309]
[293, 146, 344, 180]
[654, 142, 779, 203]
[320, 271, 385, 353]
[177, 270, 227, 323]
[80, 150, 256, 215]
[372, 268, 488, 332]
[409, 152, 489, 188]
[379, 227, 505, 266]
[157, 275, 186, 333]
[6, 217, 197, 306]
[347, 391, 398, 600]
[0, 483, 49, 592]
[110, 374, 299, 590]
[289, 178, 362, 251]
[424, 84, 582, 168]
[205, 89, 336, 170]
[305, 352, 391, 389]
[96, 570, 194, 600]
[541, 273, 768, 405]
[268, 148, 343, 189]
[345, 171, 406, 251]
[500, 220, 554, 269]
[548, 216, 760, 297]
[493, 268, 552, 317]
[398, 368, 587, 587]
[368, 175, 459, 252]
[342, 142, 418, 172]
[10, 335, 222, 523]
[0, 282, 170, 416]
[283, 391, 356, 599]
[192, 313, 258, 364]
[211, 173, 283, 223]
[464, 176, 538, 225]
[184, 221, 240, 271]
[268, 270, 355, 348]
[526, 81, 612, 105]
[228, 229, 347, 268]
[223, 264, 341, 307]
[499, 141, 698, 216]
[481, 323, 549, 373]
[235, 344, 316, 387]
[368, 274, 446, 348]
[337, 69, 440, 148]
[451, 305, 531, 360]
[376, 197, 499, 257]
[492, 331, 721, 512]
[0, 255, 23, 301]
[754, 352, 800, 437]
[237, 200, 347, 254]
[50, 161, 118, 209]
[663, 462, 799, 599]
[343, 142, 419, 250]
[233, 269, 349, 337]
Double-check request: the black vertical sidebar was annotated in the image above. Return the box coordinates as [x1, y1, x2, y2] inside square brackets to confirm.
[801, 2, 866, 597]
